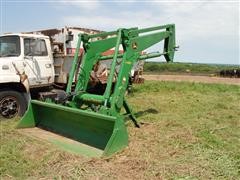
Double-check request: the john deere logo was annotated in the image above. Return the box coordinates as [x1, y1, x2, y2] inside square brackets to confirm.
[132, 42, 137, 49]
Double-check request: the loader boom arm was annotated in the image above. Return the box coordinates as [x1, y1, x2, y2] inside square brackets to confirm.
[68, 24, 176, 116]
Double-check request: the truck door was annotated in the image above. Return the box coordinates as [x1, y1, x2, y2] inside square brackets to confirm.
[23, 38, 54, 86]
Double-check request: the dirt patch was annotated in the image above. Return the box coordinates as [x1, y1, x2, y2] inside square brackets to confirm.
[143, 75, 240, 85]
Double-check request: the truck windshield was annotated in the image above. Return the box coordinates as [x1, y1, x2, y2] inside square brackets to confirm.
[0, 36, 20, 57]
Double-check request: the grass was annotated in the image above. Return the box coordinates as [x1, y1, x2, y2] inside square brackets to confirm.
[1, 81, 240, 179]
[144, 62, 240, 75]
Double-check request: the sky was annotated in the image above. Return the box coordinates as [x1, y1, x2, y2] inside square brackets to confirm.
[0, 0, 239, 65]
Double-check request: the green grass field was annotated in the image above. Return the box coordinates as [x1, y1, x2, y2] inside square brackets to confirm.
[144, 62, 239, 75]
[1, 81, 240, 179]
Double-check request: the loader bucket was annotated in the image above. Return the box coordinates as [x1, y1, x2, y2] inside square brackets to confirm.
[17, 100, 128, 157]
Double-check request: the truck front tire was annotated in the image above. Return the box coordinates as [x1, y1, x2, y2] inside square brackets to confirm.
[0, 90, 27, 119]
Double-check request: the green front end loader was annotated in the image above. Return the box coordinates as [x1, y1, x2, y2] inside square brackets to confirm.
[17, 24, 176, 157]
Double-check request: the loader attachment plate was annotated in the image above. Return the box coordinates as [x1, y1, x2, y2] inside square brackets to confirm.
[17, 100, 128, 157]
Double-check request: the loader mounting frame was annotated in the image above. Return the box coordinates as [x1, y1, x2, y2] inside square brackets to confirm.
[18, 24, 176, 157]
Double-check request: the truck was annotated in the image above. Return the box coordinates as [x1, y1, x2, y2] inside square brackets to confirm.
[0, 27, 144, 119]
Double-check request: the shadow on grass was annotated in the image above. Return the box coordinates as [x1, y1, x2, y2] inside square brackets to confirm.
[134, 108, 159, 118]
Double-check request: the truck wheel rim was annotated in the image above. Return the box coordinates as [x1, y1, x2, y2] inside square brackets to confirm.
[0, 96, 20, 119]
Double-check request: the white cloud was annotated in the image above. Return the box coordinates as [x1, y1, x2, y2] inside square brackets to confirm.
[156, 2, 238, 40]
[112, 0, 137, 3]
[62, 2, 238, 40]
[60, 0, 100, 10]
[63, 11, 158, 30]
[60, 1, 239, 64]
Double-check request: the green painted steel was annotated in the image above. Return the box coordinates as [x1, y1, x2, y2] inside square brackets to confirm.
[99, 51, 167, 61]
[66, 34, 82, 93]
[103, 29, 122, 99]
[17, 100, 128, 156]
[17, 24, 176, 157]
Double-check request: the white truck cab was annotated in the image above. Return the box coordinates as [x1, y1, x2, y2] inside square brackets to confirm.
[0, 33, 54, 118]
[0, 27, 145, 119]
